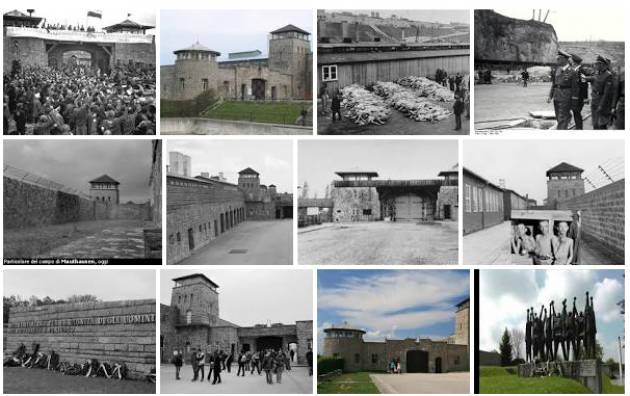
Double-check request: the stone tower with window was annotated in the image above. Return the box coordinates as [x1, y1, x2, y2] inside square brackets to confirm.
[237, 167, 261, 200]
[170, 274, 219, 327]
[268, 24, 311, 99]
[167, 42, 221, 101]
[89, 174, 120, 205]
[546, 162, 585, 208]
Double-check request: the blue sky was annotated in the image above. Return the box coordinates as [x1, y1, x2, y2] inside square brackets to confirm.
[160, 10, 313, 65]
[318, 270, 469, 349]
[479, 269, 624, 361]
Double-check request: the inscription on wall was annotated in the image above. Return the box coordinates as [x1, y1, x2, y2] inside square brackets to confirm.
[8, 313, 156, 333]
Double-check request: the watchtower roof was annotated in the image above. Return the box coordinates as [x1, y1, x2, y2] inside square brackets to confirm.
[89, 174, 120, 185]
[270, 24, 310, 35]
[335, 171, 379, 178]
[172, 273, 219, 289]
[103, 18, 154, 32]
[238, 167, 260, 176]
[174, 41, 221, 56]
[546, 162, 584, 176]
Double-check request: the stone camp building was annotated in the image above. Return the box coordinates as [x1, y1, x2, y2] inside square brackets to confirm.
[328, 166, 458, 222]
[160, 274, 313, 365]
[161, 24, 312, 101]
[322, 298, 469, 373]
[167, 160, 293, 264]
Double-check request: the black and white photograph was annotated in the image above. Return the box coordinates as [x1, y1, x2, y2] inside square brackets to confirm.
[317, 9, 470, 135]
[166, 140, 293, 265]
[474, 9, 625, 131]
[298, 140, 458, 265]
[3, 140, 162, 264]
[3, 269, 156, 394]
[463, 139, 624, 265]
[160, 270, 313, 394]
[3, 8, 156, 135]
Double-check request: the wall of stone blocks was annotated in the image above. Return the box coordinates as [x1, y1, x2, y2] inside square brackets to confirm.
[331, 187, 381, 221]
[3, 36, 48, 71]
[4, 300, 156, 379]
[558, 179, 625, 261]
[437, 185, 459, 221]
[113, 42, 156, 69]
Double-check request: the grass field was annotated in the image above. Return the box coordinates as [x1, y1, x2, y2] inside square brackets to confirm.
[317, 372, 381, 394]
[3, 367, 155, 394]
[479, 366, 624, 394]
[202, 101, 309, 125]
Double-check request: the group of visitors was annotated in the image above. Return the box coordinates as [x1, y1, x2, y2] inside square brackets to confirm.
[171, 347, 313, 386]
[511, 211, 582, 265]
[388, 358, 402, 374]
[3, 60, 156, 135]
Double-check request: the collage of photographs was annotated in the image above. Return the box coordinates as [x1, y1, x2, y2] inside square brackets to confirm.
[0, 2, 627, 395]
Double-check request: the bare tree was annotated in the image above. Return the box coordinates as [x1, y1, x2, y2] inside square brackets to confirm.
[510, 328, 525, 360]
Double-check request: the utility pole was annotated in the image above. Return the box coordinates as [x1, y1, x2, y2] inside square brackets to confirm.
[618, 336, 624, 382]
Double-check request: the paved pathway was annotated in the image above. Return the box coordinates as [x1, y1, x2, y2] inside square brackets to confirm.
[43, 226, 147, 259]
[160, 365, 312, 394]
[370, 372, 469, 394]
[299, 221, 458, 265]
[178, 220, 292, 265]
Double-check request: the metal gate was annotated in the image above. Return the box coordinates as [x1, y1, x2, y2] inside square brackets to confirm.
[406, 350, 429, 373]
[395, 193, 423, 220]
[252, 79, 266, 100]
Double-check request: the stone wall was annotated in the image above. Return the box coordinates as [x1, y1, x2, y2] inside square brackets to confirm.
[437, 185, 459, 221]
[557, 179, 624, 261]
[160, 117, 312, 135]
[4, 300, 156, 379]
[3, 35, 48, 71]
[113, 41, 155, 69]
[245, 201, 277, 220]
[331, 187, 381, 222]
[547, 178, 586, 208]
[4, 177, 151, 229]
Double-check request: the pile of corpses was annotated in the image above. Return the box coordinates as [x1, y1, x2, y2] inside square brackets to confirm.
[2, 343, 153, 382]
[340, 76, 455, 126]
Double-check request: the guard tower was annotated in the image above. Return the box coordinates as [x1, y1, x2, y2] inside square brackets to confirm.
[238, 167, 261, 196]
[171, 274, 220, 327]
[89, 174, 120, 204]
[172, 42, 221, 100]
[268, 24, 311, 98]
[546, 162, 585, 208]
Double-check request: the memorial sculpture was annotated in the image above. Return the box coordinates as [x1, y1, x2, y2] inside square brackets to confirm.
[519, 291, 602, 393]
[524, 292, 597, 363]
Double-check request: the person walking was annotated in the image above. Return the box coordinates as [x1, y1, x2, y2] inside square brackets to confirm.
[306, 348, 313, 376]
[197, 349, 206, 382]
[212, 351, 222, 385]
[263, 351, 274, 384]
[171, 350, 183, 380]
[275, 350, 285, 384]
[331, 92, 342, 122]
[190, 348, 199, 381]
[237, 351, 246, 377]
[453, 92, 464, 131]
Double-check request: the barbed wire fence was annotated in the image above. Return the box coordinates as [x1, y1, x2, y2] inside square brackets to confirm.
[4, 164, 93, 200]
[582, 157, 625, 192]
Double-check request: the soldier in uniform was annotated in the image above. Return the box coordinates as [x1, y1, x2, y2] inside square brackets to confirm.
[611, 66, 625, 130]
[569, 54, 588, 130]
[583, 56, 614, 129]
[548, 50, 576, 130]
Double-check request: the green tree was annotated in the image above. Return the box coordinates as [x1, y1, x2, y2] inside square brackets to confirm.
[499, 328, 513, 366]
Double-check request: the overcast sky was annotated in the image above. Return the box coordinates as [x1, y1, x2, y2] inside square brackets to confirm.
[167, 140, 292, 193]
[493, 9, 624, 41]
[326, 10, 470, 25]
[464, 140, 624, 204]
[4, 269, 155, 300]
[4, 140, 154, 203]
[299, 140, 457, 198]
[161, 269, 312, 327]
[479, 269, 624, 361]
[160, 10, 313, 65]
[318, 270, 469, 350]
[9, 7, 155, 31]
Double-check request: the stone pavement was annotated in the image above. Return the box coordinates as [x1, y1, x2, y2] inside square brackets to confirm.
[370, 372, 470, 394]
[464, 220, 618, 265]
[299, 221, 458, 265]
[178, 220, 292, 265]
[42, 223, 148, 259]
[160, 364, 313, 394]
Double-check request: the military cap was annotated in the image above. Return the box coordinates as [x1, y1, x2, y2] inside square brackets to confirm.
[595, 55, 607, 64]
[557, 50, 571, 59]
[570, 53, 582, 63]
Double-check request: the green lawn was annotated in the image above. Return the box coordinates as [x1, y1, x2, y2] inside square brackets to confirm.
[202, 101, 309, 125]
[479, 366, 590, 394]
[602, 374, 624, 394]
[318, 372, 381, 394]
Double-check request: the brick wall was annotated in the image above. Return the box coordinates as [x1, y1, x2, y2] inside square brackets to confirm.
[331, 186, 381, 221]
[3, 36, 48, 71]
[557, 179, 624, 260]
[4, 300, 156, 379]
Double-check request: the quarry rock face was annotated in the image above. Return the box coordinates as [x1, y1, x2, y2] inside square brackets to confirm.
[475, 10, 558, 64]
